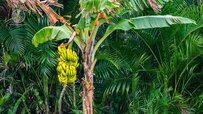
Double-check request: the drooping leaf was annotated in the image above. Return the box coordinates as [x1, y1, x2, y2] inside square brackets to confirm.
[32, 25, 73, 47]
[6, 0, 63, 25]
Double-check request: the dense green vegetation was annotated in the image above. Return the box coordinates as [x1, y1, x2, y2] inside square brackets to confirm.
[0, 0, 203, 114]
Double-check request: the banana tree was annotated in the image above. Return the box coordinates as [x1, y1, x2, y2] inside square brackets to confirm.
[7, 0, 196, 114]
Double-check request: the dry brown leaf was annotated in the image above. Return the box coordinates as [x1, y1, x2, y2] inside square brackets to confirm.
[148, 0, 161, 12]
[37, 1, 59, 25]
[6, 0, 63, 25]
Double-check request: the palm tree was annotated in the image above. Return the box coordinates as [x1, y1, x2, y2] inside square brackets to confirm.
[94, 1, 203, 113]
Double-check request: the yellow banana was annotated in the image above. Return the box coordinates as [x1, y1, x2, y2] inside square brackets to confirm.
[57, 45, 79, 85]
[67, 75, 76, 83]
[65, 65, 70, 75]
[57, 65, 63, 72]
[62, 63, 67, 70]
[69, 69, 73, 77]
[67, 49, 71, 60]
[58, 74, 67, 85]
[61, 70, 66, 76]
[73, 70, 76, 76]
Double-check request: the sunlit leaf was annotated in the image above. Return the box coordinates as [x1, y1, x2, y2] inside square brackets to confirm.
[32, 25, 72, 47]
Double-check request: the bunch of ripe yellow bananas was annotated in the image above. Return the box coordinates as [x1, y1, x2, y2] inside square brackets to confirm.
[57, 46, 79, 86]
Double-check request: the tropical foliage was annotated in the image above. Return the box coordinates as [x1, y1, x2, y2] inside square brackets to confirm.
[0, 0, 203, 114]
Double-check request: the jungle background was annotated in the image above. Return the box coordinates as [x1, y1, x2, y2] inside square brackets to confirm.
[0, 0, 203, 114]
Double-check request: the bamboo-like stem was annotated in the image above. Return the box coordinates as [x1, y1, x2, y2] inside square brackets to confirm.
[73, 83, 76, 109]
[43, 76, 49, 114]
[58, 85, 67, 114]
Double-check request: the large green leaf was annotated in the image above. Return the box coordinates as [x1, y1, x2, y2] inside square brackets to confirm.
[93, 15, 196, 58]
[130, 15, 196, 29]
[107, 15, 196, 32]
[32, 25, 73, 47]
